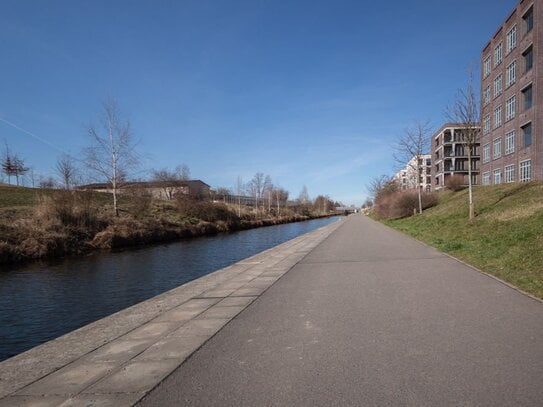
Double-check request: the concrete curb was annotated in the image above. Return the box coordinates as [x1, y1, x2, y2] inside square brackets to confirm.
[0, 219, 344, 407]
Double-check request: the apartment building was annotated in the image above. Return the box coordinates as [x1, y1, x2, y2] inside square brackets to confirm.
[480, 0, 541, 184]
[394, 169, 408, 190]
[395, 155, 432, 192]
[431, 123, 481, 191]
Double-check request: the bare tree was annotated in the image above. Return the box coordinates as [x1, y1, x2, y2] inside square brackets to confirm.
[39, 176, 57, 189]
[362, 197, 373, 209]
[297, 185, 310, 204]
[214, 187, 230, 203]
[272, 187, 289, 215]
[83, 99, 139, 216]
[235, 175, 244, 217]
[176, 164, 191, 181]
[314, 195, 334, 214]
[12, 155, 28, 186]
[55, 153, 78, 189]
[1, 143, 28, 186]
[367, 175, 394, 200]
[247, 172, 266, 214]
[1, 143, 15, 185]
[151, 168, 178, 200]
[446, 70, 480, 220]
[263, 175, 273, 213]
[393, 121, 432, 214]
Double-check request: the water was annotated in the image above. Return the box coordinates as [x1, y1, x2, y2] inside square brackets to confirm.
[0, 216, 341, 362]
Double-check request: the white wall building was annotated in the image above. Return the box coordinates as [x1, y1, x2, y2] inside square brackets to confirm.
[396, 155, 432, 192]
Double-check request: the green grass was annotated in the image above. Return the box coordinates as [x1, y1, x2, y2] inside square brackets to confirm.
[0, 184, 41, 208]
[384, 182, 543, 299]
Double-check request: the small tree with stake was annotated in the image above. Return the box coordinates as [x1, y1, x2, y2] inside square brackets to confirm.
[447, 69, 480, 220]
[393, 121, 432, 215]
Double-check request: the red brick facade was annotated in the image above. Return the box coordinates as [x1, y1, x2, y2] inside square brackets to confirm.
[480, 0, 542, 184]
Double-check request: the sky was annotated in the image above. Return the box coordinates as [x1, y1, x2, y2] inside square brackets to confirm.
[0, 0, 518, 205]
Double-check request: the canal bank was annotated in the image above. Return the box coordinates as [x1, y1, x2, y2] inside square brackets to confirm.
[0, 218, 345, 406]
[0, 216, 342, 362]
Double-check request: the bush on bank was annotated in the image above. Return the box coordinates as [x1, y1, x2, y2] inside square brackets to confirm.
[0, 189, 335, 265]
[373, 190, 438, 220]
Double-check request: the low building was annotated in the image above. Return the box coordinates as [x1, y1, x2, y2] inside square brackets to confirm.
[80, 180, 211, 200]
[431, 123, 481, 191]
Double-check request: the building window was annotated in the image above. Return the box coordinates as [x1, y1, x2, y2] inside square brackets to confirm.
[493, 137, 502, 159]
[505, 165, 515, 183]
[522, 122, 532, 147]
[523, 6, 533, 34]
[494, 74, 503, 97]
[483, 114, 491, 134]
[484, 86, 491, 105]
[494, 42, 503, 66]
[483, 56, 492, 78]
[506, 25, 517, 54]
[505, 131, 515, 155]
[505, 95, 516, 121]
[494, 105, 502, 129]
[522, 84, 533, 110]
[506, 61, 516, 87]
[520, 160, 531, 182]
[523, 46, 533, 72]
[493, 168, 502, 185]
[483, 143, 491, 163]
[482, 172, 491, 185]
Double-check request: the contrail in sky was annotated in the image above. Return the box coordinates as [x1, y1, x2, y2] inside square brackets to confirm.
[0, 117, 70, 155]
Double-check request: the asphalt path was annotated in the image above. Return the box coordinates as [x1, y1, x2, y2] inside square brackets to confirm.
[139, 215, 543, 406]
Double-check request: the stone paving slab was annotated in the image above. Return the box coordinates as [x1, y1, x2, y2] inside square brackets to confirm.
[0, 218, 344, 406]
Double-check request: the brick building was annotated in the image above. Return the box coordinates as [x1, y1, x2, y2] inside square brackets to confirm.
[480, 0, 541, 184]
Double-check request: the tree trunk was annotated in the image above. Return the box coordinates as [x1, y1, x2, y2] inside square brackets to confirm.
[417, 161, 423, 214]
[467, 146, 474, 220]
[418, 185, 423, 214]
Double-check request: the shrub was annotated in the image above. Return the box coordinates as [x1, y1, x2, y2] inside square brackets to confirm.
[127, 187, 153, 219]
[176, 196, 239, 224]
[34, 191, 102, 231]
[374, 190, 438, 220]
[445, 175, 466, 192]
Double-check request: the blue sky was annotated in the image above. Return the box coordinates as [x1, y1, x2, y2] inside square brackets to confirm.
[1, 0, 517, 205]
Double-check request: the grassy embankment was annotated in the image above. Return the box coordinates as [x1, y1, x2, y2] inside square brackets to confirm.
[383, 182, 543, 299]
[0, 184, 332, 265]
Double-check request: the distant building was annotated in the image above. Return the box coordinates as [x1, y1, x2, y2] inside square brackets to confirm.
[480, 0, 541, 184]
[396, 155, 432, 192]
[80, 180, 211, 200]
[431, 123, 481, 191]
[394, 169, 408, 190]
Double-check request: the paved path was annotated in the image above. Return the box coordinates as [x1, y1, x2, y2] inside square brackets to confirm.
[140, 215, 543, 407]
[0, 219, 343, 406]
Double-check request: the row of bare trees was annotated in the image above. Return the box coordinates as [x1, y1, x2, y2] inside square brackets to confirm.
[373, 72, 480, 220]
[5, 98, 341, 219]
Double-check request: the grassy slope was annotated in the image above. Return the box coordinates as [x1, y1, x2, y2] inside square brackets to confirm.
[0, 184, 39, 207]
[385, 182, 543, 299]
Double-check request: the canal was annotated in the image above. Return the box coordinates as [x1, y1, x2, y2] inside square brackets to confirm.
[0, 216, 342, 362]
